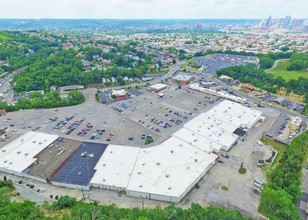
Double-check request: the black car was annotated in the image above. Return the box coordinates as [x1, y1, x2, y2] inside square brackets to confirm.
[258, 160, 265, 164]
[217, 160, 224, 164]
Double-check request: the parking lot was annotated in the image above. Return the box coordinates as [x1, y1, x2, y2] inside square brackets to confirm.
[0, 84, 221, 147]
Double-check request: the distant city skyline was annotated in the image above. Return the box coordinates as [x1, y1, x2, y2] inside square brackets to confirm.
[0, 0, 307, 19]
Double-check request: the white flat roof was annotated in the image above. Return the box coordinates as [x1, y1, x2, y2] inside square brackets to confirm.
[290, 116, 302, 127]
[194, 112, 237, 133]
[0, 131, 59, 173]
[206, 100, 262, 129]
[184, 119, 238, 149]
[111, 89, 127, 96]
[150, 83, 167, 90]
[126, 136, 217, 198]
[172, 127, 223, 153]
[90, 145, 140, 188]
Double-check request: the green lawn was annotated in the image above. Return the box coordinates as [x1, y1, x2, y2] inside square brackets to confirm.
[267, 60, 308, 81]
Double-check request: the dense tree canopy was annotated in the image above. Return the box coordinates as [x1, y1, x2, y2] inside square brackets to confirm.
[0, 90, 84, 112]
[287, 53, 308, 71]
[259, 131, 308, 220]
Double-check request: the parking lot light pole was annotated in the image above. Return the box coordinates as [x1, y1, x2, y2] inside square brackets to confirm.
[227, 179, 231, 189]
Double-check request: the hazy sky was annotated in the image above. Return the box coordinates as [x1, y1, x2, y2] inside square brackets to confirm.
[0, 0, 307, 19]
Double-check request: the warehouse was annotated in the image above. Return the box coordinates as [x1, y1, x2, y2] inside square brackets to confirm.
[58, 85, 84, 93]
[126, 136, 217, 203]
[89, 138, 217, 202]
[0, 131, 59, 175]
[207, 100, 262, 129]
[90, 145, 140, 191]
[26, 138, 82, 182]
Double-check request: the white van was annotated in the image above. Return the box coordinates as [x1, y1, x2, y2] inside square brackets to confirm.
[257, 141, 263, 146]
[253, 179, 264, 190]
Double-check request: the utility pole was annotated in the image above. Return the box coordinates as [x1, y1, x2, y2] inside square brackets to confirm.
[141, 197, 144, 210]
[81, 188, 86, 201]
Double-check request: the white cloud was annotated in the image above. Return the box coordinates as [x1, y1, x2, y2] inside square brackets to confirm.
[0, 0, 306, 19]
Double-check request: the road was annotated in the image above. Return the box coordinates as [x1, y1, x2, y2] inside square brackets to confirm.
[265, 59, 288, 72]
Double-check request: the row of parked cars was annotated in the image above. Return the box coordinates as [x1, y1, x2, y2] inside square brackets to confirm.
[111, 106, 123, 113]
[51, 115, 76, 130]
[77, 123, 93, 136]
[90, 129, 105, 140]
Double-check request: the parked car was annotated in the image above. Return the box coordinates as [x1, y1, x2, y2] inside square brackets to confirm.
[221, 153, 229, 159]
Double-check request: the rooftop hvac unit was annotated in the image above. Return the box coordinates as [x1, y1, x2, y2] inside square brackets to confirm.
[186, 166, 190, 169]
[78, 172, 82, 175]
[102, 178, 105, 182]
[2, 149, 6, 152]
[138, 172, 141, 175]
[25, 153, 28, 156]
[156, 162, 160, 166]
[170, 150, 174, 154]
[139, 185, 143, 188]
[4, 160, 7, 163]
[21, 139, 24, 142]
[9, 162, 12, 165]
[165, 174, 169, 178]
[17, 151, 21, 154]
[39, 142, 42, 145]
[142, 163, 145, 166]
[168, 187, 172, 190]
[110, 151, 113, 154]
[179, 144, 182, 147]
[32, 141, 36, 143]
[194, 159, 198, 162]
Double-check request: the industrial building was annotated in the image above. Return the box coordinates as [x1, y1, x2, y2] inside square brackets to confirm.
[125, 137, 217, 202]
[58, 85, 85, 93]
[90, 137, 217, 203]
[289, 116, 302, 132]
[90, 145, 140, 191]
[0, 131, 59, 175]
